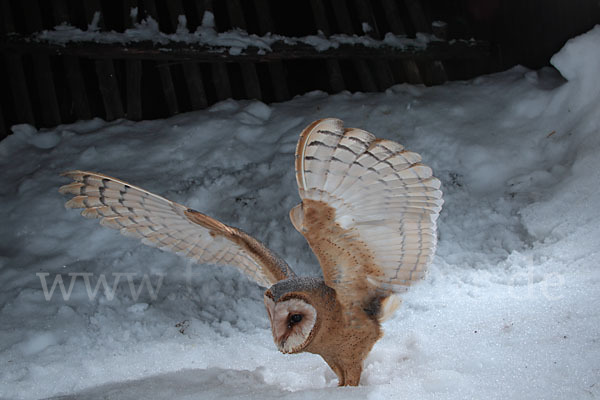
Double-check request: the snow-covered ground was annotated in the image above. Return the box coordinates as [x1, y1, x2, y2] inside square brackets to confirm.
[1, 26, 600, 400]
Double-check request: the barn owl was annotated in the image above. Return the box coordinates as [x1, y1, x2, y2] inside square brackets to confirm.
[59, 118, 443, 386]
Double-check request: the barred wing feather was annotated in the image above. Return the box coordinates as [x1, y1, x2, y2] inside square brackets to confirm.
[291, 119, 443, 313]
[59, 171, 294, 287]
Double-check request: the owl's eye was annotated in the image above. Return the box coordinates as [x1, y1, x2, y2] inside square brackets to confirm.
[290, 314, 303, 324]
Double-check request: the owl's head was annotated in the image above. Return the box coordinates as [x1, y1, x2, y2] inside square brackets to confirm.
[263, 277, 332, 354]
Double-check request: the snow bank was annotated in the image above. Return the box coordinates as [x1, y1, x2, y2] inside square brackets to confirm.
[1, 26, 599, 400]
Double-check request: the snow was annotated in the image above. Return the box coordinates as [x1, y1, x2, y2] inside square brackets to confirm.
[34, 10, 438, 54]
[1, 25, 600, 400]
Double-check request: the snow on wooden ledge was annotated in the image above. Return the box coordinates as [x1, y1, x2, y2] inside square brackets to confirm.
[0, 14, 489, 62]
[0, 34, 489, 62]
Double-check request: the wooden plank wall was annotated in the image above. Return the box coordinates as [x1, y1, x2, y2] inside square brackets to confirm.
[0, 0, 495, 139]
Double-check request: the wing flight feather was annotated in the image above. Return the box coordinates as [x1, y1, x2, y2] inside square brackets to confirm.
[292, 119, 443, 318]
[60, 170, 294, 287]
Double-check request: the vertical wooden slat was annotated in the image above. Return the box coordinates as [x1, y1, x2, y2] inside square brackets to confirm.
[21, 0, 61, 127]
[95, 61, 124, 120]
[123, 0, 143, 120]
[420, 61, 448, 86]
[310, 0, 330, 35]
[166, 0, 208, 110]
[158, 65, 179, 115]
[331, 0, 354, 34]
[0, 1, 17, 36]
[380, 0, 423, 84]
[3, 56, 35, 125]
[238, 62, 262, 100]
[330, 0, 378, 92]
[353, 0, 395, 91]
[403, 0, 430, 33]
[200, 0, 233, 101]
[82, 0, 124, 120]
[63, 57, 93, 119]
[182, 62, 208, 109]
[144, 0, 179, 115]
[381, 0, 406, 34]
[51, 0, 70, 26]
[52, 0, 92, 120]
[225, 0, 262, 100]
[211, 62, 233, 101]
[212, 63, 233, 100]
[253, 0, 290, 101]
[1, 1, 35, 125]
[125, 60, 143, 119]
[182, 63, 208, 109]
[402, 0, 447, 85]
[309, 0, 345, 93]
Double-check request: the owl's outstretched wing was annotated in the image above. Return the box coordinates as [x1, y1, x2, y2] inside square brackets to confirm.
[290, 119, 443, 319]
[59, 170, 295, 287]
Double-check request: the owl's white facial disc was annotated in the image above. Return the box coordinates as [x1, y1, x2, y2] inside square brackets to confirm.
[264, 296, 317, 354]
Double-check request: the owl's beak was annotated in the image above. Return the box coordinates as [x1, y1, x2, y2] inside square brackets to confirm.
[277, 339, 289, 353]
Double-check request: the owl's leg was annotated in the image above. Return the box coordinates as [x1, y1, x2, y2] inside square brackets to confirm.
[326, 360, 362, 386]
[325, 361, 345, 386]
[341, 364, 362, 386]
